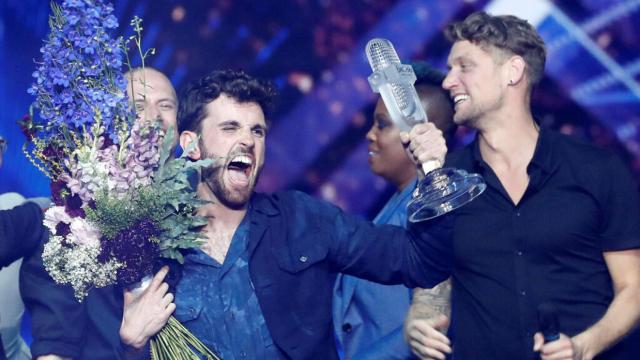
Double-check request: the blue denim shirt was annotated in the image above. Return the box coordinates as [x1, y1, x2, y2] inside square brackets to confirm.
[333, 179, 417, 359]
[174, 213, 284, 359]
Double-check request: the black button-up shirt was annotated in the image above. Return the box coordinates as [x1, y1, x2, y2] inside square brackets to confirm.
[446, 129, 640, 360]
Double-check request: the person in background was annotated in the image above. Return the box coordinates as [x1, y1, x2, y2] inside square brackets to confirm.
[404, 11, 640, 360]
[332, 62, 456, 360]
[0, 134, 46, 360]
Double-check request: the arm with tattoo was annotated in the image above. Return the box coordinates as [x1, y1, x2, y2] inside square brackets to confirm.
[404, 278, 453, 359]
[408, 278, 451, 323]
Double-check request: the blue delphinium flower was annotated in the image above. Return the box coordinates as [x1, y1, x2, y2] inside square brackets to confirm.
[29, 0, 132, 148]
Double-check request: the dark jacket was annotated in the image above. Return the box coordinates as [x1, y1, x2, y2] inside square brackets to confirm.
[21, 190, 452, 359]
[20, 230, 130, 359]
[1, 201, 44, 360]
[0, 201, 43, 268]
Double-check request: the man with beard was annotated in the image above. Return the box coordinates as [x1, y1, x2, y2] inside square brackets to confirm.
[118, 69, 454, 359]
[403, 11, 640, 360]
[20, 67, 179, 360]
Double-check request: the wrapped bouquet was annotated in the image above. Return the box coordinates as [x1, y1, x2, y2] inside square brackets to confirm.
[22, 0, 219, 358]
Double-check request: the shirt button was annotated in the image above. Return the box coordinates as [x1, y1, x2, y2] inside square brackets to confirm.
[342, 323, 352, 333]
[239, 351, 247, 358]
[520, 291, 526, 296]
[189, 307, 197, 316]
[516, 251, 523, 256]
[515, 211, 521, 217]
[299, 255, 308, 263]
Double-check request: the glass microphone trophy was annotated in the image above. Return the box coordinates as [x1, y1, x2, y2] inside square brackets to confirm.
[365, 38, 486, 222]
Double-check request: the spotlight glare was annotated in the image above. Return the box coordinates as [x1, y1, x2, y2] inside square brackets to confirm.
[172, 5, 186, 22]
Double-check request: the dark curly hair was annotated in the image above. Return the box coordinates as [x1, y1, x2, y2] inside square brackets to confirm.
[412, 61, 446, 88]
[178, 69, 277, 134]
[445, 11, 547, 86]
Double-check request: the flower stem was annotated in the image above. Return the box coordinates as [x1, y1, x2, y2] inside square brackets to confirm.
[150, 316, 220, 360]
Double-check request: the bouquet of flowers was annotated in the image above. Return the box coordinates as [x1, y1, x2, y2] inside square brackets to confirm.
[22, 0, 219, 359]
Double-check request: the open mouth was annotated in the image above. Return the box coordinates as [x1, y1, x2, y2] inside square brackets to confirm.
[453, 94, 469, 106]
[227, 154, 253, 185]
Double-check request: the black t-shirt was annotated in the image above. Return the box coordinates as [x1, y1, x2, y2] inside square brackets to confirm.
[445, 129, 640, 360]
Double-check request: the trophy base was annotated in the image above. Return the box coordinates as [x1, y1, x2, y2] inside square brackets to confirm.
[407, 168, 486, 223]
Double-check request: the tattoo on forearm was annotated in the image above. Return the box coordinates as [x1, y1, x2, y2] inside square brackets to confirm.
[409, 278, 452, 319]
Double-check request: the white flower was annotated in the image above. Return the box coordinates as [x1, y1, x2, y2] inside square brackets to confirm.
[67, 217, 101, 247]
[43, 235, 122, 302]
[43, 206, 72, 233]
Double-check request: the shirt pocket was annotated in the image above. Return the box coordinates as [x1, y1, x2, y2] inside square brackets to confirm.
[273, 242, 328, 274]
[272, 240, 334, 329]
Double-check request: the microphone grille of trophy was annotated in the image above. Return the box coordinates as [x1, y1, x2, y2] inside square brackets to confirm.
[366, 38, 416, 118]
[366, 38, 401, 71]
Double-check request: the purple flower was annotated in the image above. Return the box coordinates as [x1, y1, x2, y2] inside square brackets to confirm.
[42, 144, 57, 157]
[65, 193, 86, 218]
[97, 237, 111, 264]
[17, 114, 37, 141]
[98, 219, 161, 285]
[50, 180, 69, 206]
[55, 222, 71, 237]
[100, 135, 114, 150]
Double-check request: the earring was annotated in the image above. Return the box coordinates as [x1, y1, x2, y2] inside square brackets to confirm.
[509, 79, 514, 85]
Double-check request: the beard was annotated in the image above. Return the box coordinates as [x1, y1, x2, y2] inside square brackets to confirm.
[453, 107, 479, 127]
[454, 93, 504, 128]
[453, 97, 483, 125]
[200, 144, 259, 210]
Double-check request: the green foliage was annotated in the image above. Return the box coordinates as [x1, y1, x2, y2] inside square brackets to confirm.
[86, 130, 212, 263]
[86, 187, 164, 239]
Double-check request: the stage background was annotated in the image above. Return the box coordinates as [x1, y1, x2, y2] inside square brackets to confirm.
[2, 0, 640, 220]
